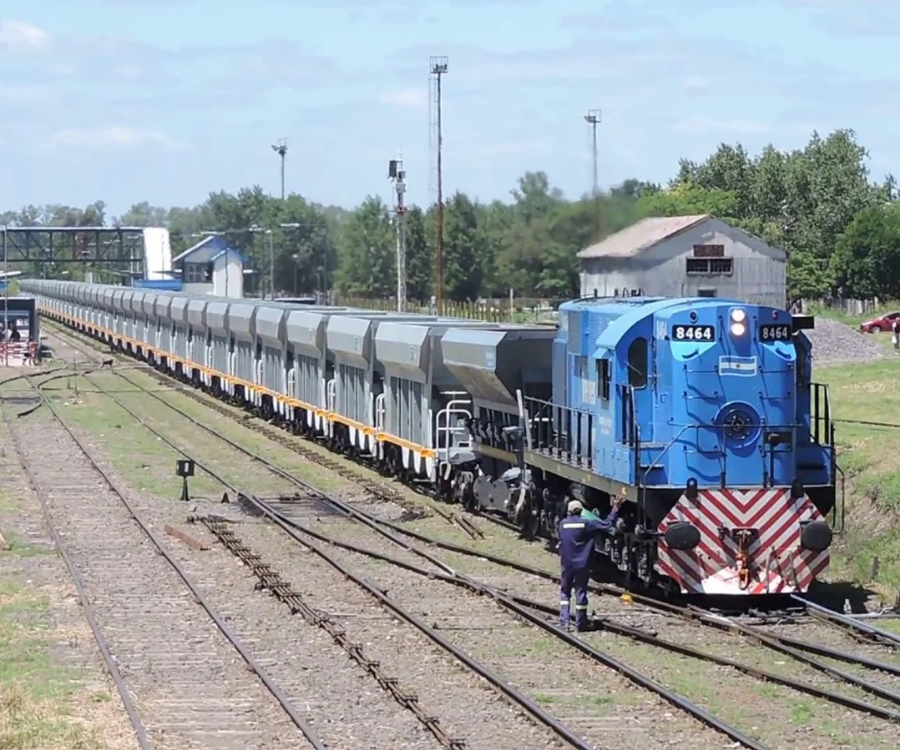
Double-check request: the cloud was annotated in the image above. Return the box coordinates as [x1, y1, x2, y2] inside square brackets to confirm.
[674, 116, 769, 135]
[0, 19, 49, 54]
[50, 126, 183, 150]
[379, 87, 427, 108]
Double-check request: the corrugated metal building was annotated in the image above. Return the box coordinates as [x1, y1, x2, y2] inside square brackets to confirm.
[576, 214, 787, 308]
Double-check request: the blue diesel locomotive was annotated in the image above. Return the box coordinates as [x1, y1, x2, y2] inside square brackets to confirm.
[455, 296, 839, 595]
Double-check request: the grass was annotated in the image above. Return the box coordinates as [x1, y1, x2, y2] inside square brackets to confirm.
[0, 508, 110, 748]
[817, 354, 900, 594]
[0, 583, 112, 749]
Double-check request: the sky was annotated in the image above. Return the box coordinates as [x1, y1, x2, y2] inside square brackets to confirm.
[0, 0, 898, 220]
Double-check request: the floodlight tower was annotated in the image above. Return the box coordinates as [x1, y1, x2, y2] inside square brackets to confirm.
[584, 110, 601, 196]
[271, 139, 288, 199]
[429, 55, 448, 313]
[389, 157, 408, 312]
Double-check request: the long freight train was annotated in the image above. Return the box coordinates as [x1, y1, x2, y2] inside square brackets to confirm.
[23, 279, 841, 596]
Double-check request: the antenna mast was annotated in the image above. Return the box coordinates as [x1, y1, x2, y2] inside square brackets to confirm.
[389, 156, 407, 312]
[429, 56, 447, 314]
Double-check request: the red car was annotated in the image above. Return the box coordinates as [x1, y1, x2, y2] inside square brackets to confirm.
[860, 312, 900, 333]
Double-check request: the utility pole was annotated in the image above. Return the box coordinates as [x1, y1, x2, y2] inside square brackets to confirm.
[583, 109, 601, 196]
[430, 56, 447, 313]
[389, 157, 408, 312]
[271, 139, 288, 200]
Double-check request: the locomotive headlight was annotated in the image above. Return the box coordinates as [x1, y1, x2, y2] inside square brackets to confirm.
[730, 308, 746, 323]
[730, 322, 747, 336]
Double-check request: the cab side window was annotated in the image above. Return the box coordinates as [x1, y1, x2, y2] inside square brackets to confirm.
[627, 338, 648, 389]
[597, 358, 610, 401]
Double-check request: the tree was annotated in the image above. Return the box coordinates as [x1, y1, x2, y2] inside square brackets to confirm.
[831, 204, 900, 299]
[334, 196, 394, 297]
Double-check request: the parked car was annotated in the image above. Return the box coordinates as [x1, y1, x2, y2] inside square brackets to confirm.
[860, 312, 900, 333]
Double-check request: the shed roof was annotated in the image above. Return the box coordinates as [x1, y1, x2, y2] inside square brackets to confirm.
[172, 235, 248, 265]
[576, 214, 709, 259]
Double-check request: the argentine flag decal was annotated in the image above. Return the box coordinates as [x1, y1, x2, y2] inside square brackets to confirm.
[719, 355, 758, 376]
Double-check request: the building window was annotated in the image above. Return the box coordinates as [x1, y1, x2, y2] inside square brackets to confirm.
[184, 262, 212, 283]
[693, 243, 724, 258]
[686, 257, 733, 275]
[698, 288, 717, 298]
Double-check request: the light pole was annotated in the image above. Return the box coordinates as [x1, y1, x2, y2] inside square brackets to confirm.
[271, 139, 288, 200]
[584, 109, 601, 197]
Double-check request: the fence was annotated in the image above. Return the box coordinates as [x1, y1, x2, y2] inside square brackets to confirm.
[332, 296, 565, 323]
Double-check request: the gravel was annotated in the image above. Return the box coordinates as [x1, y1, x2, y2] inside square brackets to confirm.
[806, 318, 886, 366]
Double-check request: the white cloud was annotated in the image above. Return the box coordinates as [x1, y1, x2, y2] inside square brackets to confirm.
[50, 126, 183, 150]
[674, 116, 769, 135]
[0, 20, 50, 54]
[378, 87, 427, 108]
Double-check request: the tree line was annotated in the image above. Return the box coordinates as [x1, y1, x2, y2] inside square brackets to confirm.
[1, 127, 897, 301]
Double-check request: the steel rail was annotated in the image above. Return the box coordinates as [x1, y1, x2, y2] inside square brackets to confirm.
[74, 364, 769, 750]
[793, 596, 900, 648]
[18, 375, 329, 750]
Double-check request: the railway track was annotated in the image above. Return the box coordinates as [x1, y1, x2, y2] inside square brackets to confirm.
[1, 374, 327, 750]
[43, 323, 900, 747]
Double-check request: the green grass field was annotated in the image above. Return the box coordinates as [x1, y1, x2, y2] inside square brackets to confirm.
[812, 305, 900, 596]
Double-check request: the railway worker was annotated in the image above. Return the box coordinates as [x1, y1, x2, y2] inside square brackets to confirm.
[558, 496, 624, 631]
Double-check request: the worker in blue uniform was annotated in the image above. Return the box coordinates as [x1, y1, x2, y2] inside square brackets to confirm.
[558, 496, 624, 631]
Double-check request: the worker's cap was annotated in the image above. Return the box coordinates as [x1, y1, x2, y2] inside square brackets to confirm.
[567, 499, 583, 514]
